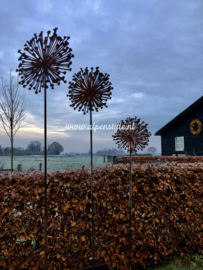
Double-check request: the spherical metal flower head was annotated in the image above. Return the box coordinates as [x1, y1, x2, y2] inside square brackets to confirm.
[67, 67, 113, 114]
[16, 27, 74, 94]
[112, 116, 151, 153]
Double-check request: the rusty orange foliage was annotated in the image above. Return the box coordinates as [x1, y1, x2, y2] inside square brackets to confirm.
[1, 161, 203, 269]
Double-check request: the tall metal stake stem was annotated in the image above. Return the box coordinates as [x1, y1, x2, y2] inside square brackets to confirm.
[10, 117, 13, 172]
[128, 148, 132, 270]
[10, 71, 13, 172]
[90, 102, 95, 267]
[44, 74, 47, 270]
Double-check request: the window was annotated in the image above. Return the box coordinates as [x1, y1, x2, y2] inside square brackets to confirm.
[175, 137, 184, 151]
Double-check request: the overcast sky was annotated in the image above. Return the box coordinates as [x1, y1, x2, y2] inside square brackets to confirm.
[0, 0, 202, 154]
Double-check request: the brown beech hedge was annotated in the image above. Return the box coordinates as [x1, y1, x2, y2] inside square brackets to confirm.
[1, 162, 203, 269]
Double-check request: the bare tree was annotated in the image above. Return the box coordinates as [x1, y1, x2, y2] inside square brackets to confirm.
[0, 70, 27, 171]
[48, 142, 64, 153]
[27, 141, 41, 151]
[147, 146, 157, 155]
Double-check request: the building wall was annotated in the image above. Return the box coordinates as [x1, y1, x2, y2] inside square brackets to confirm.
[161, 105, 203, 156]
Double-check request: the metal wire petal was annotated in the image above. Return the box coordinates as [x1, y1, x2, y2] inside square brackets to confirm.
[67, 67, 113, 114]
[16, 28, 74, 94]
[112, 116, 152, 153]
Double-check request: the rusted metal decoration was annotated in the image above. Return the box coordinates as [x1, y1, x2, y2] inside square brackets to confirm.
[68, 67, 112, 114]
[67, 67, 113, 268]
[16, 28, 74, 270]
[112, 117, 151, 154]
[16, 28, 73, 94]
[112, 116, 151, 270]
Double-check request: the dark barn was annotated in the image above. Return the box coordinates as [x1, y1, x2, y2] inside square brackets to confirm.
[154, 96, 203, 156]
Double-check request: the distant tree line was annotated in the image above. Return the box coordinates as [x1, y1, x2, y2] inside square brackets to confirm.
[0, 141, 64, 155]
[95, 148, 126, 156]
[146, 146, 157, 155]
[94, 147, 157, 156]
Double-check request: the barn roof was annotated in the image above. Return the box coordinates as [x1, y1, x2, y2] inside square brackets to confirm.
[154, 95, 203, 136]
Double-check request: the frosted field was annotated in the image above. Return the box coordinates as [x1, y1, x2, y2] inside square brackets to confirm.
[0, 155, 110, 172]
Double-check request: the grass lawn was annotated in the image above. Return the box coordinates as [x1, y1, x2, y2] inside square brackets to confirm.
[134, 253, 203, 270]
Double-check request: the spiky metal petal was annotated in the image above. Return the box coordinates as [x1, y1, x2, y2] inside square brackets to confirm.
[67, 67, 113, 114]
[112, 116, 151, 153]
[16, 28, 74, 94]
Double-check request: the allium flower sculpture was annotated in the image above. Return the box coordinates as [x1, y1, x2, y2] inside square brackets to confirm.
[16, 28, 74, 270]
[68, 67, 112, 114]
[16, 27, 73, 94]
[113, 116, 151, 270]
[67, 67, 113, 267]
[113, 117, 151, 154]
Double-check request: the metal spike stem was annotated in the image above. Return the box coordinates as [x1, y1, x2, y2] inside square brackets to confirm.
[44, 73, 48, 270]
[128, 148, 132, 270]
[90, 102, 95, 267]
[129, 148, 132, 206]
[128, 204, 132, 270]
[10, 117, 13, 172]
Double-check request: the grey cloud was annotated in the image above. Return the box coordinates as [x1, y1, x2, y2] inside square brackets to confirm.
[0, 0, 202, 153]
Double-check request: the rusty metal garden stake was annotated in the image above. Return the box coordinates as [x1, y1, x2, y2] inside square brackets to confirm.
[67, 67, 113, 267]
[16, 28, 74, 270]
[44, 73, 47, 266]
[113, 116, 151, 270]
[128, 147, 132, 270]
[90, 101, 95, 266]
